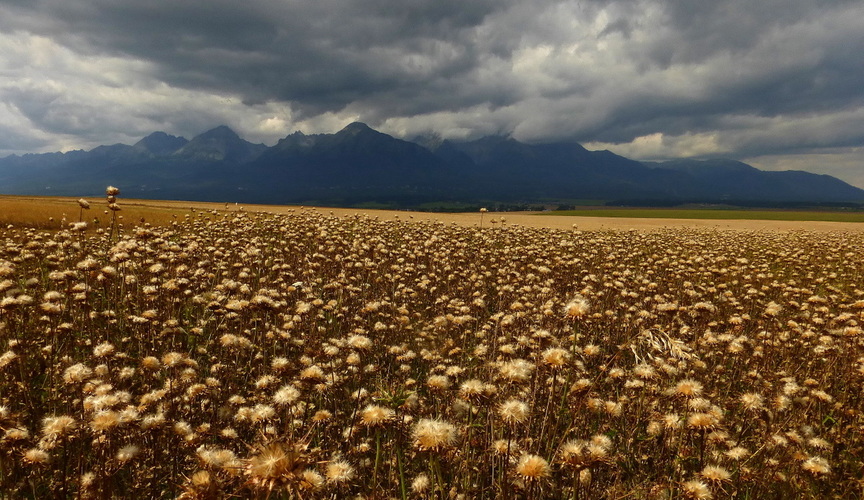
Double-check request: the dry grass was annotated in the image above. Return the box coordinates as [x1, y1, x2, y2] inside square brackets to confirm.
[0, 196, 193, 230]
[160, 201, 864, 233]
[0, 197, 863, 498]
[6, 195, 864, 233]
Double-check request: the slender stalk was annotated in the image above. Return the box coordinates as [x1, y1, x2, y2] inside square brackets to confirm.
[373, 430, 382, 489]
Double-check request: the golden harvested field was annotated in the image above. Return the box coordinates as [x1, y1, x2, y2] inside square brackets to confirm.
[6, 195, 864, 233]
[146, 199, 864, 233]
[1, 194, 863, 498]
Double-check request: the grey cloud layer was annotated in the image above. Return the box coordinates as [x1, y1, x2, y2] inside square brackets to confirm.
[4, 0, 501, 113]
[1, 0, 863, 185]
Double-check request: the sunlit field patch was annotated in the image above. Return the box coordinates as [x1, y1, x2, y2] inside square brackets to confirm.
[1, 197, 863, 498]
[544, 208, 864, 222]
[0, 195, 193, 230]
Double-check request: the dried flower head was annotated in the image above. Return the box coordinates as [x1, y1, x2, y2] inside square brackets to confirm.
[41, 415, 76, 440]
[564, 297, 590, 318]
[498, 399, 530, 425]
[802, 456, 831, 475]
[412, 473, 430, 493]
[412, 418, 457, 451]
[682, 479, 713, 499]
[700, 465, 730, 482]
[541, 347, 570, 368]
[245, 442, 311, 493]
[23, 448, 50, 465]
[498, 359, 535, 383]
[116, 444, 141, 462]
[673, 379, 704, 398]
[515, 454, 550, 481]
[325, 459, 355, 484]
[739, 392, 764, 411]
[359, 405, 395, 427]
[427, 374, 451, 390]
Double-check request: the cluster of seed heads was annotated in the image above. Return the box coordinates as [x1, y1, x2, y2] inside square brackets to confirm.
[0, 201, 862, 498]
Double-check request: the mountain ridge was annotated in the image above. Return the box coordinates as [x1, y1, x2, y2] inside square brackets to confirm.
[133, 132, 189, 157]
[1, 123, 862, 206]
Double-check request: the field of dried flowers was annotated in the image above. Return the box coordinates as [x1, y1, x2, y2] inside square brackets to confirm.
[1, 196, 863, 499]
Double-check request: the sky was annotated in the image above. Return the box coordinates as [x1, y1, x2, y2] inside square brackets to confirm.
[1, 0, 864, 188]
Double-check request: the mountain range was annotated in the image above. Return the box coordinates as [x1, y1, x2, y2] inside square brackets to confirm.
[1, 122, 862, 207]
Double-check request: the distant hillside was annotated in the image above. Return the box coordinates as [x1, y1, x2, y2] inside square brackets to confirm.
[1, 123, 862, 206]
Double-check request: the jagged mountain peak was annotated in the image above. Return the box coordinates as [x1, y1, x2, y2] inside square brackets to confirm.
[173, 125, 265, 163]
[133, 131, 188, 157]
[337, 122, 373, 135]
[331, 122, 393, 144]
[193, 125, 241, 141]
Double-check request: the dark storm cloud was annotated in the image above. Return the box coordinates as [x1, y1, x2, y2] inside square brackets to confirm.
[3, 0, 861, 123]
[1, 0, 510, 116]
[1, 0, 863, 186]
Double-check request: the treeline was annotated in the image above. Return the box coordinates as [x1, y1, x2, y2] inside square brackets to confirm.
[602, 199, 864, 210]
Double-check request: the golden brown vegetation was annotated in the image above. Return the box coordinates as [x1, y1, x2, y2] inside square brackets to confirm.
[0, 200, 863, 498]
[0, 195, 193, 230]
